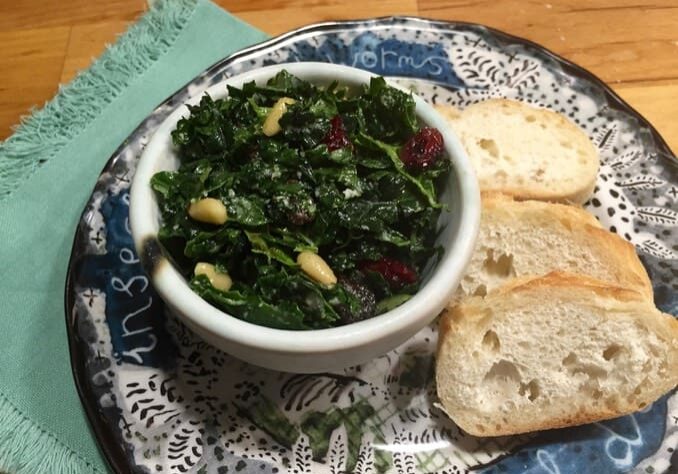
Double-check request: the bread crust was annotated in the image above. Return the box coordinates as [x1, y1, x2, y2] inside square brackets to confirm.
[480, 191, 603, 229]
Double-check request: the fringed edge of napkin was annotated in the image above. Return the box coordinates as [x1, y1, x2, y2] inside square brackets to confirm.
[0, 1, 200, 473]
[0, 0, 199, 203]
[0, 392, 101, 474]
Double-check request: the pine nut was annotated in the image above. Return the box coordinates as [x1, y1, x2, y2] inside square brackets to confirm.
[188, 198, 227, 225]
[297, 251, 337, 286]
[262, 97, 296, 137]
[194, 262, 233, 292]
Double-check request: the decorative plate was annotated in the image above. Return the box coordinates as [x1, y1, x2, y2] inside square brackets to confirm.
[65, 17, 678, 474]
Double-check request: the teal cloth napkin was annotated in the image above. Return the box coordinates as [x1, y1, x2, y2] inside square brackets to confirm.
[0, 1, 267, 472]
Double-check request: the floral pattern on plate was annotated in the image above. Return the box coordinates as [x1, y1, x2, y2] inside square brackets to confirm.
[65, 17, 678, 474]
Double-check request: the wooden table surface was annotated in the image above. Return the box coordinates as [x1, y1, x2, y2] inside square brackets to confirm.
[1, 0, 677, 152]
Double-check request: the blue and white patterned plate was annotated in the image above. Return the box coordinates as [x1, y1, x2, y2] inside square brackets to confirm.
[65, 17, 678, 474]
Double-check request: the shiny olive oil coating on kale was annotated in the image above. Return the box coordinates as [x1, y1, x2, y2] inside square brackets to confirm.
[151, 71, 450, 330]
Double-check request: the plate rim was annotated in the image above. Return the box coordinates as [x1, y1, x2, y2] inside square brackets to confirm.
[63, 15, 677, 474]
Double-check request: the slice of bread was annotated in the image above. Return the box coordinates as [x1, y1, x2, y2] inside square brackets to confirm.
[457, 193, 653, 301]
[436, 99, 600, 204]
[436, 272, 678, 437]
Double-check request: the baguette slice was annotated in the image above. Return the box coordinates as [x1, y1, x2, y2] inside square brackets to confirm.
[436, 272, 678, 437]
[436, 99, 600, 204]
[457, 193, 653, 301]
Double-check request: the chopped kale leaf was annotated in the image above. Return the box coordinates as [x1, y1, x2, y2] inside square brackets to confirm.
[152, 71, 451, 329]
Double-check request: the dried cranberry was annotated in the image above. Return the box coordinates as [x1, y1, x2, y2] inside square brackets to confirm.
[336, 277, 376, 324]
[399, 127, 444, 171]
[323, 115, 352, 151]
[360, 257, 417, 288]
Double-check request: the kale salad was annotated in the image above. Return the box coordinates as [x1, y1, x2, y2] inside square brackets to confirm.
[151, 71, 451, 330]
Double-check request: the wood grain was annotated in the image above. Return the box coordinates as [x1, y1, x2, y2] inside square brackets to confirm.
[614, 83, 678, 153]
[0, 26, 71, 137]
[418, 0, 678, 84]
[0, 0, 676, 154]
[0, 0, 144, 30]
[60, 21, 132, 83]
[231, 0, 418, 36]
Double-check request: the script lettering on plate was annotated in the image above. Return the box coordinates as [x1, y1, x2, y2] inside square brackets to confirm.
[91, 191, 174, 367]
